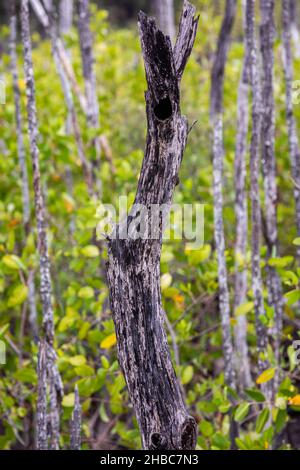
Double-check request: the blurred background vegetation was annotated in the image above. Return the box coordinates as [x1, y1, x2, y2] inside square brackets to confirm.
[0, 0, 300, 450]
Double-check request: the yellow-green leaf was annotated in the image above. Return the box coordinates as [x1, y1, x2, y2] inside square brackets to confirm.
[81, 245, 100, 258]
[69, 355, 87, 366]
[160, 273, 172, 292]
[78, 286, 94, 299]
[62, 393, 75, 407]
[100, 333, 117, 349]
[7, 284, 28, 307]
[2, 254, 25, 271]
[256, 368, 275, 385]
[234, 301, 254, 317]
[182, 365, 194, 385]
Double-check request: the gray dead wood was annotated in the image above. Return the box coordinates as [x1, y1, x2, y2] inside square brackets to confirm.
[106, 1, 198, 450]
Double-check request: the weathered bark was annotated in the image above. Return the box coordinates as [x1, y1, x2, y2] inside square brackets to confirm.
[20, 0, 63, 449]
[106, 1, 198, 450]
[59, 0, 73, 35]
[259, 0, 283, 382]
[289, 0, 300, 58]
[210, 0, 237, 390]
[234, 0, 251, 389]
[77, 0, 101, 195]
[282, 0, 300, 257]
[210, 0, 237, 117]
[9, 0, 38, 338]
[153, 0, 176, 42]
[36, 338, 47, 450]
[246, 0, 269, 376]
[70, 385, 81, 450]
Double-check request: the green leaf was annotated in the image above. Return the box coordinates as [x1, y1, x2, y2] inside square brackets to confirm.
[244, 388, 266, 403]
[284, 289, 300, 306]
[69, 355, 87, 366]
[7, 284, 28, 307]
[78, 286, 94, 299]
[199, 420, 213, 437]
[268, 256, 293, 268]
[234, 403, 250, 422]
[181, 365, 194, 385]
[14, 368, 37, 384]
[293, 237, 300, 246]
[62, 393, 75, 407]
[256, 408, 270, 433]
[234, 301, 254, 317]
[2, 254, 25, 271]
[81, 245, 100, 258]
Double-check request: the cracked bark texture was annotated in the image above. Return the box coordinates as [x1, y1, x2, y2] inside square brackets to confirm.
[210, 0, 237, 391]
[234, 0, 251, 389]
[259, 0, 283, 381]
[106, 1, 198, 450]
[282, 0, 300, 259]
[153, 0, 176, 42]
[78, 0, 101, 195]
[21, 0, 63, 450]
[9, 0, 38, 338]
[246, 0, 269, 378]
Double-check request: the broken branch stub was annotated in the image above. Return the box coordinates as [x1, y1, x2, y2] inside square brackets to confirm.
[106, 1, 198, 450]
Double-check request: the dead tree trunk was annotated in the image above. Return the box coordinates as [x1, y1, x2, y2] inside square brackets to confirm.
[153, 0, 176, 42]
[210, 0, 237, 391]
[289, 0, 300, 58]
[259, 0, 283, 382]
[246, 0, 269, 381]
[106, 1, 198, 450]
[20, 0, 63, 449]
[59, 0, 73, 35]
[9, 0, 38, 338]
[234, 0, 251, 389]
[282, 0, 300, 258]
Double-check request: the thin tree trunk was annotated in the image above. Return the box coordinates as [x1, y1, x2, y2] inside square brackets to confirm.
[59, 0, 73, 35]
[234, 0, 251, 390]
[210, 0, 237, 391]
[70, 385, 81, 450]
[153, 0, 176, 41]
[282, 0, 300, 258]
[20, 0, 63, 449]
[77, 0, 101, 195]
[289, 0, 300, 58]
[259, 0, 283, 384]
[106, 1, 198, 450]
[246, 0, 269, 379]
[9, 0, 38, 338]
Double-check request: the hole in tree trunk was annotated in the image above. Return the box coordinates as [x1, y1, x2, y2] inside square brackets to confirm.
[153, 96, 173, 121]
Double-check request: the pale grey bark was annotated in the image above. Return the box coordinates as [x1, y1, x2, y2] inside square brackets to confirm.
[259, 0, 283, 380]
[153, 0, 176, 41]
[282, 0, 300, 257]
[107, 1, 198, 450]
[21, 0, 63, 449]
[246, 0, 269, 376]
[77, 0, 101, 195]
[9, 0, 38, 338]
[59, 0, 73, 35]
[210, 0, 237, 390]
[234, 1, 251, 389]
[37, 338, 47, 450]
[289, 0, 300, 58]
[70, 385, 81, 450]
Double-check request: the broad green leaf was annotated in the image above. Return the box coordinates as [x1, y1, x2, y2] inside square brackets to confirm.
[62, 393, 75, 407]
[293, 237, 300, 246]
[256, 408, 270, 433]
[2, 254, 25, 271]
[199, 420, 213, 437]
[69, 355, 87, 366]
[7, 285, 28, 307]
[234, 403, 250, 422]
[244, 388, 266, 403]
[284, 289, 300, 306]
[14, 368, 37, 384]
[182, 365, 194, 385]
[78, 286, 94, 299]
[81, 245, 100, 258]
